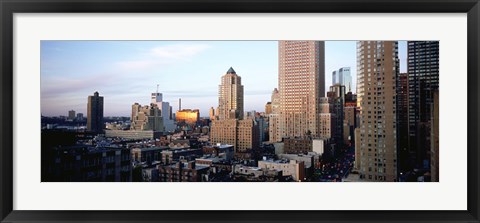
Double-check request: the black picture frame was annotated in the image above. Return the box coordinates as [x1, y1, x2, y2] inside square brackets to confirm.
[1, 0, 479, 222]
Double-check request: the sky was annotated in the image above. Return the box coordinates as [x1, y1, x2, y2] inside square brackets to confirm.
[41, 41, 407, 117]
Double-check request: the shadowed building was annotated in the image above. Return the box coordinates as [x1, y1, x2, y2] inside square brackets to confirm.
[407, 41, 439, 171]
[87, 91, 104, 133]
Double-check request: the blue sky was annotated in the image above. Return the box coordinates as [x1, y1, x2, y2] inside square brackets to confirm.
[41, 41, 406, 117]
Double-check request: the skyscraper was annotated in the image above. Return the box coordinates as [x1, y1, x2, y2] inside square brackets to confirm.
[218, 67, 244, 120]
[396, 72, 410, 175]
[327, 84, 345, 143]
[151, 89, 175, 132]
[278, 41, 325, 138]
[332, 70, 337, 85]
[268, 88, 282, 142]
[87, 91, 104, 133]
[356, 41, 399, 182]
[210, 68, 259, 159]
[407, 41, 439, 171]
[130, 103, 164, 131]
[340, 67, 352, 92]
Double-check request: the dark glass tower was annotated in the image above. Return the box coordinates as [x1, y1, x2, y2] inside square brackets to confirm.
[407, 41, 439, 173]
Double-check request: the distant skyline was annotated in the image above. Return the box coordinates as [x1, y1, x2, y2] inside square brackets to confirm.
[41, 41, 406, 117]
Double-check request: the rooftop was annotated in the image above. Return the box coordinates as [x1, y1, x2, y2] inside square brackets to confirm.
[226, 67, 236, 74]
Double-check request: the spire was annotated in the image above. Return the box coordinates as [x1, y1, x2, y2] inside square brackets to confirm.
[226, 67, 236, 74]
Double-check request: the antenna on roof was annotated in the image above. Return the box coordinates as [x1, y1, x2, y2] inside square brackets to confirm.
[156, 84, 159, 94]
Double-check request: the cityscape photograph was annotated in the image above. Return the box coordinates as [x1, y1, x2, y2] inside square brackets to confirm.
[41, 40, 439, 182]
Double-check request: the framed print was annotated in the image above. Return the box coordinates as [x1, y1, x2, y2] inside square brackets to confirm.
[1, 0, 479, 222]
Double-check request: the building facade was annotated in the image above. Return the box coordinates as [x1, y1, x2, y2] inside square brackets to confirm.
[151, 91, 175, 132]
[176, 109, 200, 124]
[258, 159, 305, 182]
[332, 67, 352, 91]
[318, 97, 335, 140]
[87, 91, 104, 133]
[283, 137, 312, 154]
[210, 119, 260, 158]
[131, 103, 164, 132]
[356, 41, 399, 182]
[407, 41, 440, 171]
[68, 110, 76, 120]
[278, 41, 325, 138]
[268, 88, 282, 142]
[218, 67, 244, 120]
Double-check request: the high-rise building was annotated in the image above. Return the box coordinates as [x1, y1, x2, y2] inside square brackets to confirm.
[68, 110, 76, 120]
[327, 84, 345, 143]
[218, 67, 244, 120]
[318, 97, 335, 140]
[356, 41, 399, 182]
[210, 67, 259, 159]
[407, 41, 439, 170]
[332, 70, 337, 85]
[396, 72, 410, 175]
[268, 88, 282, 142]
[344, 91, 357, 145]
[333, 68, 348, 86]
[339, 67, 352, 92]
[130, 103, 164, 131]
[87, 91, 104, 133]
[278, 41, 325, 138]
[151, 90, 175, 132]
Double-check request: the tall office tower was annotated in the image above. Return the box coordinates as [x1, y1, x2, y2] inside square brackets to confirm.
[210, 67, 259, 158]
[407, 41, 439, 171]
[396, 72, 410, 176]
[327, 84, 346, 143]
[356, 41, 399, 182]
[269, 88, 282, 142]
[332, 70, 337, 85]
[278, 41, 325, 138]
[151, 89, 175, 132]
[68, 110, 76, 120]
[87, 91, 104, 133]
[130, 103, 164, 131]
[339, 67, 353, 92]
[218, 67, 244, 120]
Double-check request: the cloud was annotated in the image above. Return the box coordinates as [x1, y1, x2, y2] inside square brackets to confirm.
[115, 44, 211, 70]
[150, 44, 210, 59]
